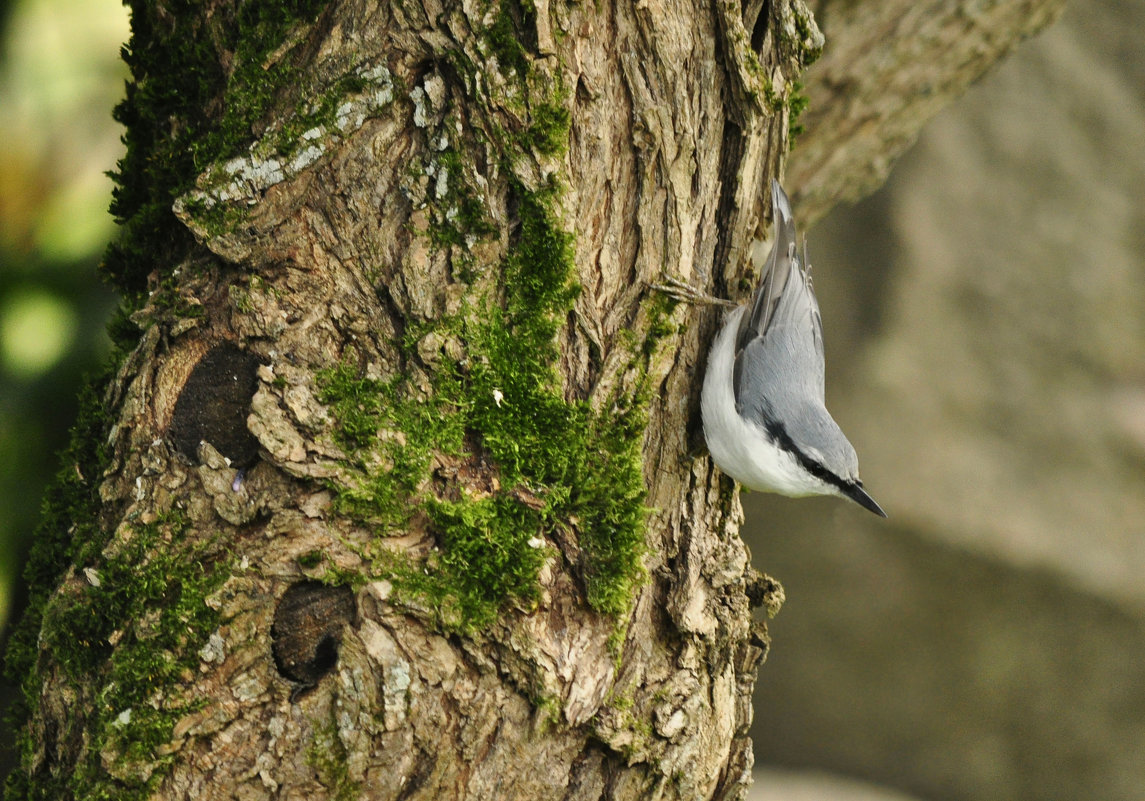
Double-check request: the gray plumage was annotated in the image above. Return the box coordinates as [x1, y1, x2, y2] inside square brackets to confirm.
[699, 180, 885, 517]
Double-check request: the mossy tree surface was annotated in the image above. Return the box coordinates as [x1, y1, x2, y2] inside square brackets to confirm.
[6, 0, 815, 798]
[4, 0, 1074, 797]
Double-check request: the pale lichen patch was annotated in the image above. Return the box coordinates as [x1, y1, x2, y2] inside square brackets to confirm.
[174, 62, 398, 242]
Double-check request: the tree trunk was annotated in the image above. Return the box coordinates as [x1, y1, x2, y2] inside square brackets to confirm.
[4, 1, 1062, 800]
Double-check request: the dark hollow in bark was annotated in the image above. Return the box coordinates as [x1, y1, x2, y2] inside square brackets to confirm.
[271, 581, 357, 689]
[168, 342, 263, 467]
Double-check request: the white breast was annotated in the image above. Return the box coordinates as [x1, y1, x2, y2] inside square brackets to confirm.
[700, 306, 834, 498]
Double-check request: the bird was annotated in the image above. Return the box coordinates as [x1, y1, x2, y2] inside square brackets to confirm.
[658, 180, 886, 517]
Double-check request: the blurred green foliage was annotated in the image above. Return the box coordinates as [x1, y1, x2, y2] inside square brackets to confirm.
[0, 0, 126, 638]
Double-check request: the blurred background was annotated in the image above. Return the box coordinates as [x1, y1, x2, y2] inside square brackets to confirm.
[1, 0, 1142, 799]
[0, 0, 124, 632]
[747, 0, 1145, 799]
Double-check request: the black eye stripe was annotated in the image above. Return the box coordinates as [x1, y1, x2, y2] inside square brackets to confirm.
[763, 420, 853, 495]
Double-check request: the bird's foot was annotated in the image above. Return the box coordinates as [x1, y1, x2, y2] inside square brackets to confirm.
[651, 276, 737, 308]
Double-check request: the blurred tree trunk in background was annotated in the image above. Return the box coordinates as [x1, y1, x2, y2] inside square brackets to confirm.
[3, 0, 1062, 799]
[792, 0, 1066, 226]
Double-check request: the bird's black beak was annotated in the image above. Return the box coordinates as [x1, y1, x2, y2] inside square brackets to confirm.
[844, 482, 887, 518]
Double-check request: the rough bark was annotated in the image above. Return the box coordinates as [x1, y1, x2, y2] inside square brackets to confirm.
[11, 1, 806, 799]
[5, 1, 1064, 800]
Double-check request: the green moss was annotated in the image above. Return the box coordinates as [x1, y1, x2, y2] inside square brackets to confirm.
[317, 361, 388, 453]
[2, 376, 112, 801]
[3, 378, 109, 675]
[461, 179, 651, 613]
[2, 363, 232, 800]
[643, 290, 678, 358]
[104, 304, 144, 351]
[298, 550, 326, 569]
[760, 76, 786, 115]
[315, 344, 553, 632]
[396, 495, 550, 631]
[76, 516, 227, 799]
[791, 6, 824, 66]
[481, 0, 573, 159]
[309, 1, 648, 635]
[485, 0, 535, 78]
[106, 0, 329, 300]
[178, 63, 395, 241]
[788, 80, 810, 144]
[307, 718, 360, 801]
[175, 192, 252, 243]
[522, 93, 571, 156]
[6, 507, 230, 801]
[316, 359, 465, 529]
[573, 393, 648, 616]
[425, 148, 498, 250]
[145, 271, 208, 321]
[596, 688, 653, 762]
[533, 694, 562, 729]
[275, 73, 369, 152]
[319, 174, 647, 632]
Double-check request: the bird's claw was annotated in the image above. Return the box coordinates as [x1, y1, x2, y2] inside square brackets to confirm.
[651, 276, 737, 308]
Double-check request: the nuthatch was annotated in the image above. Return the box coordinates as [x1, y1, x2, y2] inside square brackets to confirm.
[660, 180, 885, 517]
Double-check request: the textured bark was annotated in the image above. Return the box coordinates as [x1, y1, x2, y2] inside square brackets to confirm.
[12, 1, 1064, 800]
[789, 0, 1066, 227]
[18, 1, 803, 799]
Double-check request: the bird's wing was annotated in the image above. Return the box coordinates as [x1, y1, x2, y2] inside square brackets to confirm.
[733, 182, 827, 423]
[735, 180, 798, 356]
[733, 261, 826, 420]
